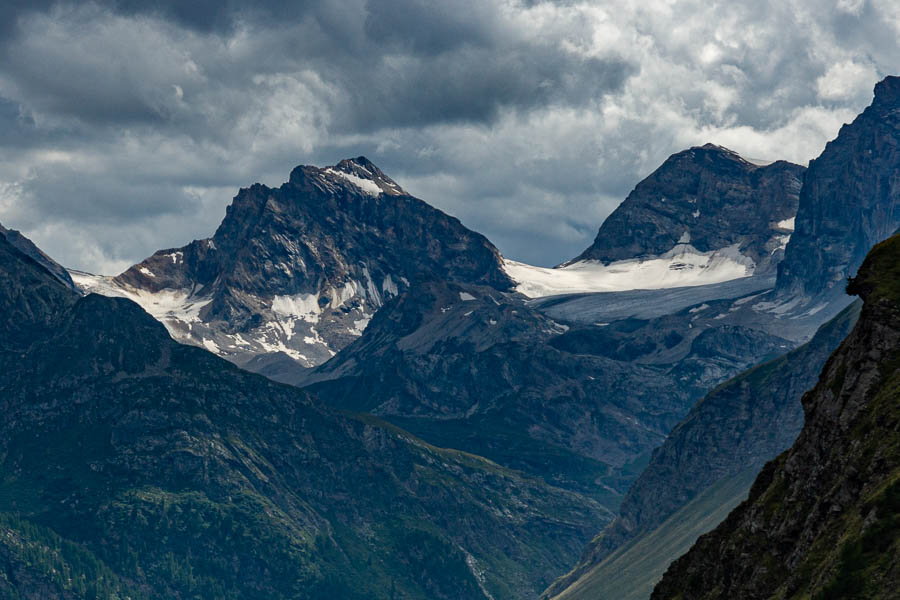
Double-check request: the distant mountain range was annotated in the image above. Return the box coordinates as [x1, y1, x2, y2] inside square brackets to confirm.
[2, 76, 899, 600]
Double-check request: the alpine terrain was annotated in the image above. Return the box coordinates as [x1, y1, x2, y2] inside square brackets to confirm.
[652, 232, 900, 600]
[0, 231, 608, 599]
[546, 75, 900, 600]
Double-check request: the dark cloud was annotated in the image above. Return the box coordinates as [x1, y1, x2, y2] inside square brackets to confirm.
[0, 0, 896, 271]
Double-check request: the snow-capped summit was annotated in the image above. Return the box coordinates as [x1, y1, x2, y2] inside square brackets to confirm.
[504, 144, 805, 298]
[70, 158, 511, 369]
[292, 156, 408, 198]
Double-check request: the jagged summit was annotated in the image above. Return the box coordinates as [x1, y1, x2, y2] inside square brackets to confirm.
[872, 74, 900, 106]
[70, 158, 510, 369]
[289, 156, 407, 197]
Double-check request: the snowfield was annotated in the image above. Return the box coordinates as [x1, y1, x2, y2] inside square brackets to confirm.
[505, 242, 756, 298]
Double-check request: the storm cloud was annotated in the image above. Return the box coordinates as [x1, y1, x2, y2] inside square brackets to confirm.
[0, 0, 897, 272]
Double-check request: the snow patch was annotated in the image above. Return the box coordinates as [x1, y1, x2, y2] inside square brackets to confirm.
[325, 168, 382, 196]
[505, 242, 755, 298]
[382, 274, 398, 296]
[459, 292, 476, 301]
[139, 267, 155, 277]
[271, 293, 321, 322]
[69, 271, 212, 335]
[776, 217, 796, 231]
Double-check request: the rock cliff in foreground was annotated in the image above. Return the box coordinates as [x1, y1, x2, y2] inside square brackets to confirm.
[652, 233, 900, 600]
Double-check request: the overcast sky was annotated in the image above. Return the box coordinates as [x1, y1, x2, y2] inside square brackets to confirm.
[0, 0, 897, 273]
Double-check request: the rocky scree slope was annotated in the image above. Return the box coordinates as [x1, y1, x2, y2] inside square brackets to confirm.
[0, 234, 606, 600]
[651, 233, 900, 600]
[71, 157, 512, 370]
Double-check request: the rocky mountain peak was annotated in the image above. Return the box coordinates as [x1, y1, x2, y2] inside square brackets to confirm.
[872, 74, 900, 106]
[568, 144, 804, 276]
[288, 156, 407, 197]
[0, 223, 78, 292]
[73, 159, 510, 370]
[775, 75, 900, 308]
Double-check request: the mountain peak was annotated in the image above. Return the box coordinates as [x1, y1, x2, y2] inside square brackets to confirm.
[289, 156, 407, 197]
[568, 144, 804, 274]
[872, 75, 900, 106]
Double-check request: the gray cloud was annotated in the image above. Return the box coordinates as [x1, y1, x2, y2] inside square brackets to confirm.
[0, 0, 898, 272]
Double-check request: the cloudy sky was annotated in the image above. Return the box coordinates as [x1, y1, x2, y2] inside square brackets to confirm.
[0, 0, 897, 273]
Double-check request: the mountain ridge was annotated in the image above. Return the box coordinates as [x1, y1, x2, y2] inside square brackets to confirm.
[651, 232, 900, 599]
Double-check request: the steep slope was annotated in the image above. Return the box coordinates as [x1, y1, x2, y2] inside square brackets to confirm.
[545, 468, 759, 600]
[505, 145, 803, 299]
[544, 300, 860, 599]
[776, 75, 900, 310]
[651, 233, 900, 600]
[0, 222, 77, 291]
[71, 157, 512, 369]
[0, 234, 607, 600]
[306, 279, 791, 505]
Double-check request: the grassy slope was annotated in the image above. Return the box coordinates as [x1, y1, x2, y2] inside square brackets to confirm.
[552, 468, 758, 600]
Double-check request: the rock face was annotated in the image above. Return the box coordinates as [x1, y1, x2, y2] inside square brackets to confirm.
[0, 223, 77, 292]
[651, 233, 900, 600]
[0, 233, 606, 600]
[571, 144, 804, 276]
[71, 157, 512, 369]
[776, 76, 900, 308]
[305, 279, 792, 505]
[543, 300, 860, 599]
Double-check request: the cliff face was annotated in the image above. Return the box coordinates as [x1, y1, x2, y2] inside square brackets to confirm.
[776, 76, 900, 307]
[572, 144, 803, 276]
[651, 234, 900, 600]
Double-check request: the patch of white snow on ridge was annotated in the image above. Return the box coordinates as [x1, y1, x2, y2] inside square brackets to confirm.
[505, 242, 755, 298]
[776, 217, 796, 231]
[271, 293, 321, 322]
[68, 270, 212, 333]
[459, 292, 476, 301]
[678, 231, 691, 244]
[139, 267, 155, 277]
[325, 168, 382, 196]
